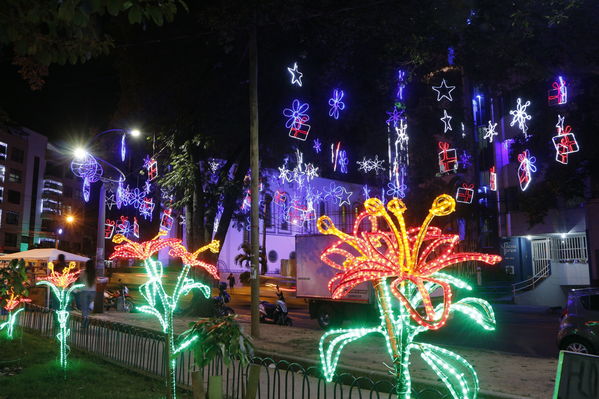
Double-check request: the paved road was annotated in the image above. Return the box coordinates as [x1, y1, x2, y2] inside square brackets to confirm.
[228, 290, 561, 358]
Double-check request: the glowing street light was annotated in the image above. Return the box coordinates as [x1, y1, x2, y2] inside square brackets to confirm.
[73, 147, 88, 159]
[130, 129, 141, 137]
[65, 215, 75, 224]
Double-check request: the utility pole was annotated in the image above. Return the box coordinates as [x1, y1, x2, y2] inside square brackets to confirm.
[249, 19, 260, 339]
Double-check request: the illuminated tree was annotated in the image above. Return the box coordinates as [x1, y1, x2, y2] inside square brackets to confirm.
[36, 262, 84, 368]
[110, 231, 220, 399]
[0, 258, 30, 340]
[317, 194, 502, 399]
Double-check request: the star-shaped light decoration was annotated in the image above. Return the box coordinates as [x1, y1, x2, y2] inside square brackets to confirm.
[555, 115, 565, 133]
[483, 120, 498, 143]
[336, 186, 353, 207]
[287, 62, 303, 87]
[105, 192, 116, 210]
[509, 98, 532, 137]
[432, 79, 456, 102]
[440, 109, 453, 133]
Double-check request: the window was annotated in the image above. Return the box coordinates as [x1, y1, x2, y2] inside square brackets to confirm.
[0, 142, 7, 159]
[0, 165, 4, 182]
[581, 295, 599, 311]
[6, 211, 19, 225]
[7, 190, 20, 204]
[4, 233, 17, 247]
[8, 169, 22, 183]
[11, 148, 24, 163]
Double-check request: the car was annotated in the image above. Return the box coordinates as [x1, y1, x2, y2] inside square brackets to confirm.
[557, 288, 599, 354]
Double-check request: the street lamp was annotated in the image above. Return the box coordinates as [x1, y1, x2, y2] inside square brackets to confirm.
[65, 215, 75, 224]
[70, 128, 141, 277]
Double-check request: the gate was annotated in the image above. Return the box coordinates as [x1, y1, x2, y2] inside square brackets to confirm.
[531, 238, 551, 277]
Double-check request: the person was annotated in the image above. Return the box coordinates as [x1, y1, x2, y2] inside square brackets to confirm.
[53, 254, 68, 274]
[78, 260, 96, 329]
[227, 273, 236, 291]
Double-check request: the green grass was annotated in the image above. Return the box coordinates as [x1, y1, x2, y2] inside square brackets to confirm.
[0, 331, 192, 399]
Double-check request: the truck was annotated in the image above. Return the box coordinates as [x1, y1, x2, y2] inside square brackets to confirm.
[295, 234, 377, 329]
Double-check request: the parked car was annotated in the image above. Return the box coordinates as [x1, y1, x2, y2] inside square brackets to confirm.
[557, 288, 599, 354]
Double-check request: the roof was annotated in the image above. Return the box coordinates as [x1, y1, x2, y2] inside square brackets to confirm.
[0, 249, 89, 262]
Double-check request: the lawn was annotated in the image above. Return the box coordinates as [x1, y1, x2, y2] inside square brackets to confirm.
[0, 332, 192, 399]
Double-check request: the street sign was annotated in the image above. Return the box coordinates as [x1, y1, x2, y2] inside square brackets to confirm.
[553, 350, 599, 398]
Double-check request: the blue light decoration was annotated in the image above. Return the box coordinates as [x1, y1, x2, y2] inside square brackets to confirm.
[386, 181, 407, 198]
[362, 185, 371, 199]
[548, 76, 567, 106]
[517, 150, 537, 191]
[121, 134, 126, 162]
[139, 198, 155, 220]
[387, 69, 409, 199]
[129, 187, 145, 209]
[338, 150, 348, 174]
[460, 150, 472, 169]
[116, 216, 133, 237]
[116, 178, 125, 209]
[509, 98, 532, 138]
[385, 108, 401, 127]
[440, 109, 453, 133]
[432, 79, 455, 102]
[313, 138, 322, 154]
[71, 153, 103, 202]
[328, 89, 346, 119]
[283, 99, 310, 129]
[287, 62, 303, 87]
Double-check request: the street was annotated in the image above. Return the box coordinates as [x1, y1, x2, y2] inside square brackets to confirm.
[226, 285, 560, 358]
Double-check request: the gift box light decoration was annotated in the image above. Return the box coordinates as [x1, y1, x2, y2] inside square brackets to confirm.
[438, 141, 458, 174]
[105, 218, 116, 239]
[0, 288, 31, 339]
[509, 98, 532, 138]
[144, 156, 158, 181]
[160, 208, 175, 232]
[456, 183, 475, 204]
[110, 232, 220, 399]
[36, 262, 84, 368]
[552, 124, 579, 165]
[284, 99, 310, 141]
[287, 62, 303, 87]
[317, 195, 501, 398]
[489, 167, 497, 192]
[548, 76, 567, 106]
[517, 149, 537, 191]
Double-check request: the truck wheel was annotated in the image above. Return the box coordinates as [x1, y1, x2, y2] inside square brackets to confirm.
[317, 304, 340, 329]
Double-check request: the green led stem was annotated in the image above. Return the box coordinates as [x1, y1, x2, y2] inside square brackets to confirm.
[137, 258, 211, 399]
[36, 281, 84, 368]
[0, 308, 24, 339]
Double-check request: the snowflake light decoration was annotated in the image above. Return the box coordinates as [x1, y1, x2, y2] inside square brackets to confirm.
[483, 121, 498, 143]
[116, 216, 133, 237]
[328, 89, 346, 120]
[129, 187, 145, 209]
[509, 98, 532, 136]
[338, 150, 349, 174]
[313, 138, 322, 154]
[287, 62, 303, 87]
[139, 198, 155, 220]
[440, 109, 453, 133]
[362, 185, 371, 199]
[283, 99, 310, 129]
[460, 150, 472, 169]
[432, 79, 456, 102]
[386, 108, 401, 127]
[386, 181, 407, 198]
[324, 182, 342, 201]
[305, 163, 319, 180]
[208, 160, 221, 174]
[278, 164, 292, 183]
[144, 180, 152, 194]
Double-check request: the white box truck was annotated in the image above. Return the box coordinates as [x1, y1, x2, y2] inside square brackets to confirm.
[295, 234, 377, 329]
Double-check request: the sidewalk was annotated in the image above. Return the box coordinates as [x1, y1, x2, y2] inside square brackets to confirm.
[91, 311, 558, 398]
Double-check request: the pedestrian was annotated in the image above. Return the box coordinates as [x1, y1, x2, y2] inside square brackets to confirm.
[78, 260, 97, 329]
[227, 273, 236, 291]
[53, 254, 68, 273]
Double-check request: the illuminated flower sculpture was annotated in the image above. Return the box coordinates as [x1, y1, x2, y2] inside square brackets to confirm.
[0, 289, 31, 339]
[36, 262, 84, 368]
[110, 232, 220, 399]
[317, 194, 501, 399]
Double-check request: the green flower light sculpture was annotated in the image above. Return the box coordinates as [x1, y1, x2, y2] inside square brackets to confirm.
[317, 195, 502, 399]
[110, 231, 220, 399]
[36, 261, 84, 368]
[0, 288, 31, 339]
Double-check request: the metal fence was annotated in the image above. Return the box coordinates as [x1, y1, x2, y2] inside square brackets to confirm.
[17, 304, 450, 399]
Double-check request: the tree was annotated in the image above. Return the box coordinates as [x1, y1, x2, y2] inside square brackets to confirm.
[0, 0, 187, 89]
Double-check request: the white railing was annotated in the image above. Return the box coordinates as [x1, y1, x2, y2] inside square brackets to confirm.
[512, 261, 551, 297]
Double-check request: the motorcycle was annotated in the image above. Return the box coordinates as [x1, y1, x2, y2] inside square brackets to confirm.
[259, 286, 293, 326]
[104, 282, 134, 312]
[213, 282, 235, 317]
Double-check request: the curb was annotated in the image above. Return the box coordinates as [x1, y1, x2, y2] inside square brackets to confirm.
[254, 349, 530, 399]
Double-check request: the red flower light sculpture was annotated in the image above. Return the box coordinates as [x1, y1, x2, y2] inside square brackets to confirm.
[110, 231, 182, 260]
[318, 195, 501, 330]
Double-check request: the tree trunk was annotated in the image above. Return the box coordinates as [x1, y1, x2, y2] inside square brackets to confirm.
[248, 17, 260, 339]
